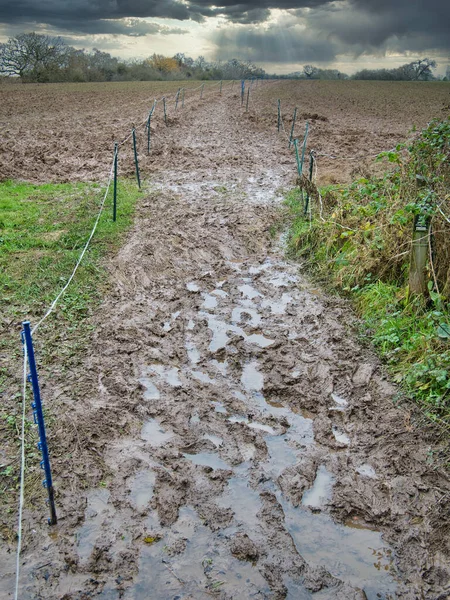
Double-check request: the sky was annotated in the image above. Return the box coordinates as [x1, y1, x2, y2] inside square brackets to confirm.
[0, 0, 449, 75]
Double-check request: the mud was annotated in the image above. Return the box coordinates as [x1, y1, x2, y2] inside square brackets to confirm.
[1, 83, 450, 599]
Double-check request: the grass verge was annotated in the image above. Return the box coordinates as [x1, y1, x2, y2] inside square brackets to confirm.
[0, 178, 142, 515]
[285, 118, 450, 428]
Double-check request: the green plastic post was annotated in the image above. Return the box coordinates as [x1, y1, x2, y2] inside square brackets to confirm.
[220, 80, 223, 95]
[200, 83, 204, 99]
[293, 139, 301, 176]
[175, 88, 180, 111]
[299, 122, 309, 175]
[289, 107, 297, 148]
[132, 128, 141, 189]
[113, 142, 118, 221]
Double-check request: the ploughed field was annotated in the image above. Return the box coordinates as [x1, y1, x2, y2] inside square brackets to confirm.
[0, 80, 449, 184]
[0, 80, 449, 600]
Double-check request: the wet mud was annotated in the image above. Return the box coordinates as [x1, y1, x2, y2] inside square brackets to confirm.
[1, 85, 450, 599]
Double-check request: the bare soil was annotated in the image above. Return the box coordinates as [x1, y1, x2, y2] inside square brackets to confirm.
[1, 81, 450, 599]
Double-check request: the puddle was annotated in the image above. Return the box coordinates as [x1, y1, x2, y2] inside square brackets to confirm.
[209, 359, 227, 375]
[147, 365, 182, 387]
[262, 293, 293, 315]
[302, 466, 334, 509]
[218, 477, 262, 530]
[186, 340, 201, 364]
[211, 401, 227, 414]
[279, 492, 396, 598]
[191, 370, 216, 385]
[265, 272, 298, 288]
[183, 452, 230, 470]
[228, 415, 248, 425]
[238, 284, 262, 299]
[203, 434, 223, 447]
[186, 281, 200, 292]
[202, 293, 218, 309]
[187, 319, 195, 330]
[200, 313, 230, 352]
[212, 288, 228, 298]
[331, 393, 348, 410]
[129, 507, 270, 599]
[190, 412, 200, 425]
[248, 422, 276, 434]
[245, 333, 274, 348]
[241, 361, 264, 391]
[332, 426, 350, 446]
[138, 377, 160, 401]
[249, 261, 272, 274]
[130, 470, 155, 510]
[231, 306, 261, 327]
[76, 489, 112, 564]
[356, 464, 377, 479]
[264, 435, 299, 476]
[141, 419, 173, 446]
[252, 393, 314, 446]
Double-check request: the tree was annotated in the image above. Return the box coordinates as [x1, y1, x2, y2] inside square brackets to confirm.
[303, 65, 318, 79]
[0, 32, 67, 81]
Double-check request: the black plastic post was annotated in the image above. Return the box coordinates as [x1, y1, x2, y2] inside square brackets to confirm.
[132, 128, 141, 189]
[277, 99, 281, 132]
[163, 97, 167, 125]
[246, 87, 250, 112]
[113, 142, 118, 221]
[304, 151, 315, 216]
[22, 322, 57, 526]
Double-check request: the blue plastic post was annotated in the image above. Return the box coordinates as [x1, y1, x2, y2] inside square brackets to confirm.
[113, 142, 118, 221]
[22, 322, 57, 525]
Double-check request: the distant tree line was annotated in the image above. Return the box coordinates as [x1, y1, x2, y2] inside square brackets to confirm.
[282, 59, 444, 81]
[0, 33, 265, 83]
[0, 33, 447, 84]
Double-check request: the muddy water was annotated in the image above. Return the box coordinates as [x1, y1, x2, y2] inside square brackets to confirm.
[3, 89, 449, 600]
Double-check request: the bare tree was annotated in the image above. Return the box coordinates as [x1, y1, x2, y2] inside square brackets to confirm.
[0, 32, 67, 81]
[410, 58, 437, 80]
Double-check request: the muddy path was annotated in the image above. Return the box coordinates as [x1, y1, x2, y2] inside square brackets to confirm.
[2, 89, 450, 599]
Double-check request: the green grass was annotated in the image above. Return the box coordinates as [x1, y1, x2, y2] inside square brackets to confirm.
[284, 119, 450, 428]
[0, 177, 142, 517]
[0, 177, 142, 380]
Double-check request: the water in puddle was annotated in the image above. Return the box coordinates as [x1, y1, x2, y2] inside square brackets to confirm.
[129, 507, 270, 600]
[241, 361, 264, 391]
[357, 464, 377, 479]
[141, 419, 173, 446]
[191, 370, 216, 385]
[248, 422, 276, 434]
[185, 340, 200, 364]
[77, 489, 112, 564]
[264, 435, 299, 476]
[203, 433, 223, 447]
[331, 392, 348, 410]
[332, 426, 350, 446]
[147, 365, 182, 387]
[200, 312, 230, 352]
[302, 466, 334, 509]
[265, 272, 298, 288]
[190, 412, 200, 425]
[186, 281, 200, 292]
[209, 359, 227, 375]
[187, 319, 195, 330]
[130, 470, 155, 510]
[245, 333, 274, 348]
[138, 377, 160, 401]
[262, 293, 293, 315]
[212, 288, 228, 298]
[218, 477, 262, 530]
[231, 306, 261, 327]
[211, 400, 227, 414]
[201, 293, 217, 309]
[238, 284, 262, 299]
[279, 492, 396, 598]
[183, 452, 230, 470]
